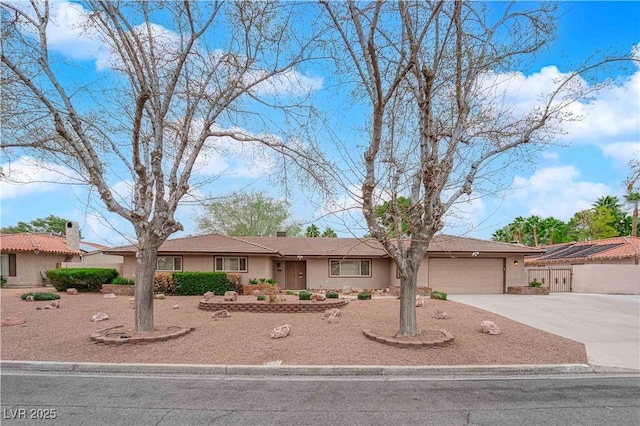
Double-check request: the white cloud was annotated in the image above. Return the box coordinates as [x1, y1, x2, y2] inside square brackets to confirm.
[510, 166, 611, 221]
[248, 68, 323, 97]
[541, 151, 559, 160]
[600, 142, 640, 166]
[0, 156, 81, 200]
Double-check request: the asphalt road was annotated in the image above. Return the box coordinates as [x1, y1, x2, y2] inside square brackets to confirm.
[1, 372, 639, 425]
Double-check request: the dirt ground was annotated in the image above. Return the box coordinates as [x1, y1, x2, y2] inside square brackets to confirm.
[0, 288, 587, 366]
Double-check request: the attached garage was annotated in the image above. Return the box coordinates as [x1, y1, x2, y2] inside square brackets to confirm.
[428, 258, 505, 294]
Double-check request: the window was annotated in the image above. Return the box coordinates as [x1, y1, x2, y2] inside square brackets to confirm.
[215, 257, 247, 272]
[329, 259, 371, 277]
[157, 256, 182, 271]
[0, 254, 16, 277]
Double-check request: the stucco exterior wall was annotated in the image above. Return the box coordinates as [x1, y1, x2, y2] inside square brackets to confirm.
[572, 264, 640, 295]
[4, 252, 80, 287]
[81, 252, 124, 264]
[305, 258, 391, 290]
[59, 262, 123, 276]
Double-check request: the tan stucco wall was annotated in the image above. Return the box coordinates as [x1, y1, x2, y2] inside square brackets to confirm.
[572, 264, 640, 295]
[3, 252, 80, 287]
[305, 258, 391, 290]
[81, 252, 124, 264]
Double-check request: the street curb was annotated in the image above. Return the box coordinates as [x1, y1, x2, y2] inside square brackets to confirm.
[0, 361, 601, 376]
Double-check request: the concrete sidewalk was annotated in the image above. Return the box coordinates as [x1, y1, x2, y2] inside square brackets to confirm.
[449, 293, 640, 372]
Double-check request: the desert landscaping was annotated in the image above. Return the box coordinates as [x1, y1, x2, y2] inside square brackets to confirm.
[0, 288, 588, 366]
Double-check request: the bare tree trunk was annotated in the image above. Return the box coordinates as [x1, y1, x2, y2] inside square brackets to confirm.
[134, 246, 158, 333]
[632, 206, 638, 237]
[397, 271, 418, 336]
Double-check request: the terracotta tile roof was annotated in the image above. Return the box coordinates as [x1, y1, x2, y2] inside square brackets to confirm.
[106, 233, 544, 257]
[525, 236, 640, 265]
[0, 233, 81, 255]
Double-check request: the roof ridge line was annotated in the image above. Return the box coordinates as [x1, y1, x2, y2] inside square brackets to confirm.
[223, 235, 279, 253]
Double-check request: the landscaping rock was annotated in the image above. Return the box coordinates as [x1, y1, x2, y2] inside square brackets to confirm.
[203, 291, 215, 300]
[1, 312, 26, 327]
[154, 294, 166, 300]
[252, 290, 260, 297]
[276, 295, 288, 302]
[172, 304, 180, 309]
[103, 293, 117, 299]
[311, 293, 326, 301]
[342, 286, 352, 294]
[432, 309, 449, 319]
[416, 295, 425, 307]
[128, 297, 135, 309]
[25, 295, 34, 302]
[270, 324, 292, 339]
[323, 308, 342, 319]
[480, 320, 501, 335]
[212, 309, 231, 319]
[66, 288, 79, 295]
[352, 287, 363, 294]
[224, 291, 238, 302]
[327, 315, 340, 324]
[92, 313, 109, 322]
[44, 300, 60, 309]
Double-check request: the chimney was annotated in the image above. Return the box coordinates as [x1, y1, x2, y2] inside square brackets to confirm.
[276, 231, 287, 237]
[66, 221, 80, 251]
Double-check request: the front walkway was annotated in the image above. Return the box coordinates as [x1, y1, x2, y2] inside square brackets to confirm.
[449, 293, 640, 372]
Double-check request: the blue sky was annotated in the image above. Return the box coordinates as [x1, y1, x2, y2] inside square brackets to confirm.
[1, 1, 639, 247]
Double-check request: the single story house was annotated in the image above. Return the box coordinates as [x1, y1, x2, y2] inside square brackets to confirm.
[105, 234, 543, 294]
[525, 236, 640, 295]
[0, 222, 82, 288]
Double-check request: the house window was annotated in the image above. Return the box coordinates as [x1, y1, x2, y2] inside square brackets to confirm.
[0, 254, 16, 277]
[215, 257, 247, 272]
[329, 259, 371, 277]
[157, 256, 182, 271]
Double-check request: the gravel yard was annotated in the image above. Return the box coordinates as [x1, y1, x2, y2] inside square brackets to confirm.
[1, 288, 587, 366]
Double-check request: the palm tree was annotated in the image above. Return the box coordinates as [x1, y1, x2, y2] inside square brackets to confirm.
[305, 224, 320, 237]
[524, 215, 542, 246]
[624, 192, 640, 236]
[491, 227, 512, 243]
[321, 227, 337, 238]
[540, 217, 568, 245]
[509, 216, 526, 244]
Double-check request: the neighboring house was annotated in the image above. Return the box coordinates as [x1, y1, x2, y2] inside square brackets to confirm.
[105, 233, 543, 294]
[0, 222, 82, 288]
[79, 241, 124, 264]
[525, 236, 640, 295]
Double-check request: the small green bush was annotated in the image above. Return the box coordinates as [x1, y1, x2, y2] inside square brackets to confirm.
[430, 290, 447, 300]
[266, 278, 276, 285]
[21, 292, 61, 301]
[173, 272, 234, 296]
[357, 291, 371, 300]
[0, 275, 6, 288]
[529, 279, 542, 288]
[326, 291, 339, 299]
[285, 290, 295, 295]
[299, 291, 312, 301]
[46, 268, 118, 292]
[257, 294, 266, 301]
[111, 277, 135, 285]
[248, 278, 259, 284]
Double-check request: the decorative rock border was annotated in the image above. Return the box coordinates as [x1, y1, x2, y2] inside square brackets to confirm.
[362, 329, 454, 348]
[90, 325, 195, 345]
[198, 299, 350, 313]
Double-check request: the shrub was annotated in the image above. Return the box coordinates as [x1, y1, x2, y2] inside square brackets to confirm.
[326, 291, 339, 299]
[265, 278, 276, 285]
[46, 268, 118, 292]
[111, 277, 135, 285]
[0, 275, 6, 288]
[257, 294, 266, 301]
[154, 272, 176, 295]
[173, 272, 235, 296]
[357, 291, 372, 300]
[430, 290, 447, 300]
[248, 278, 259, 284]
[21, 292, 61, 301]
[227, 273, 242, 293]
[285, 290, 295, 295]
[529, 279, 542, 288]
[299, 291, 312, 301]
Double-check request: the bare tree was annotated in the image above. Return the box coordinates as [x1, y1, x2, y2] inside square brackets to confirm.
[1, 1, 324, 332]
[321, 1, 633, 336]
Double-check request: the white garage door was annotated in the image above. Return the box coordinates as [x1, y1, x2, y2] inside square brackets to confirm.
[428, 258, 504, 294]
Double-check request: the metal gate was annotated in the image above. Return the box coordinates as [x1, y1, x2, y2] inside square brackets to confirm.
[527, 268, 572, 292]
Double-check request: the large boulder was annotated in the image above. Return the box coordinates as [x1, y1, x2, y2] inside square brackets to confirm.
[212, 309, 231, 319]
[432, 309, 449, 319]
[415, 295, 425, 307]
[224, 291, 238, 302]
[1, 312, 26, 327]
[66, 288, 79, 295]
[91, 313, 109, 322]
[270, 324, 292, 339]
[203, 291, 215, 300]
[480, 320, 501, 335]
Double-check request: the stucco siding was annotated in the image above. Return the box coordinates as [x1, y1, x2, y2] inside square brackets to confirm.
[3, 252, 80, 287]
[572, 264, 640, 295]
[305, 258, 391, 290]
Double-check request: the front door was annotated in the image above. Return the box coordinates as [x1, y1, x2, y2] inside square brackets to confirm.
[285, 261, 306, 290]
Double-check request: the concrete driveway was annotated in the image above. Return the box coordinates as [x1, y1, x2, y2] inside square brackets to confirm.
[449, 293, 640, 372]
